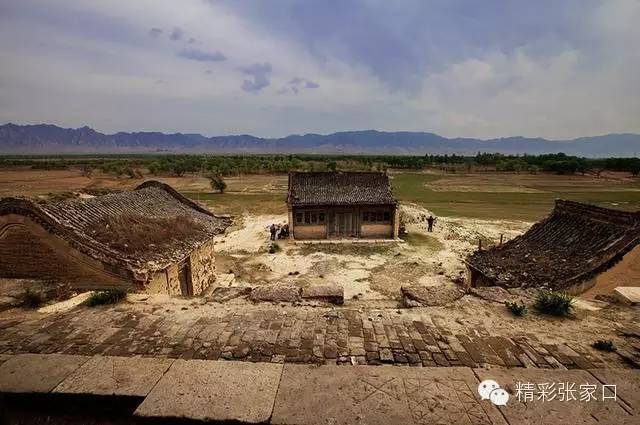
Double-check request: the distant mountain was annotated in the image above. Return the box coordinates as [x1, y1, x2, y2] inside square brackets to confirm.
[1, 123, 639, 157]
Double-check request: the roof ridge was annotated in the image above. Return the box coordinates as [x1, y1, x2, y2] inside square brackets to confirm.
[135, 180, 215, 217]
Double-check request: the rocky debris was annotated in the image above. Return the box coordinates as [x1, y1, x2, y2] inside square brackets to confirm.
[469, 286, 535, 304]
[301, 285, 344, 305]
[207, 287, 252, 303]
[400, 285, 465, 307]
[249, 286, 301, 303]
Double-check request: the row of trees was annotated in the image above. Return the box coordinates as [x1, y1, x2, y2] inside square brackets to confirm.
[1, 153, 639, 177]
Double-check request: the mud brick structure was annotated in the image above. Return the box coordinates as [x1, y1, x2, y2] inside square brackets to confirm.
[466, 200, 640, 293]
[0, 181, 230, 296]
[287, 171, 399, 240]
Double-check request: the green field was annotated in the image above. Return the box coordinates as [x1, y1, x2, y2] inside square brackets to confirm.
[391, 172, 640, 221]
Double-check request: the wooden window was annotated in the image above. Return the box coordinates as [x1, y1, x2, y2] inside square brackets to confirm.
[318, 213, 326, 224]
[305, 212, 311, 224]
[296, 213, 303, 224]
[363, 210, 391, 224]
[311, 213, 317, 224]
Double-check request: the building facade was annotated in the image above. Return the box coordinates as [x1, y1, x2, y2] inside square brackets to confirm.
[287, 171, 399, 240]
[0, 181, 230, 296]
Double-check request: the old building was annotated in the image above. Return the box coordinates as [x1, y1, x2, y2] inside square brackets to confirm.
[287, 171, 399, 240]
[466, 200, 640, 294]
[0, 181, 231, 296]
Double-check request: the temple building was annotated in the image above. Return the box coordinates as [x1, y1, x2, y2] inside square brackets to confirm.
[287, 171, 399, 240]
[0, 181, 230, 296]
[466, 200, 640, 294]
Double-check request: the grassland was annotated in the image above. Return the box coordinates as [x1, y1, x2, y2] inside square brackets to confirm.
[0, 167, 638, 220]
[391, 171, 640, 220]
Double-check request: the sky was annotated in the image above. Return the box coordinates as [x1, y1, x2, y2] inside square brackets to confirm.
[0, 0, 638, 139]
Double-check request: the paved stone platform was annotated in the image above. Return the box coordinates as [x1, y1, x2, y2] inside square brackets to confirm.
[0, 304, 630, 369]
[1, 353, 638, 424]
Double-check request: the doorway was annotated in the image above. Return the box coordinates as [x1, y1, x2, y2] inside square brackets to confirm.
[178, 261, 193, 296]
[330, 211, 357, 237]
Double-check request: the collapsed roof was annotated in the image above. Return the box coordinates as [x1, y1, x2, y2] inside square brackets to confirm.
[287, 171, 397, 207]
[0, 181, 231, 272]
[467, 200, 640, 290]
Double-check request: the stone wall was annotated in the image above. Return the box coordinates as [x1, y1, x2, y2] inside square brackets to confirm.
[189, 238, 218, 295]
[0, 214, 133, 290]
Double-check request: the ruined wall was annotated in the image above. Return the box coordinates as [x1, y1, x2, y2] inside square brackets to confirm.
[293, 225, 326, 239]
[0, 214, 133, 290]
[189, 238, 218, 295]
[360, 224, 393, 238]
[580, 244, 640, 298]
[166, 263, 181, 296]
[146, 270, 169, 294]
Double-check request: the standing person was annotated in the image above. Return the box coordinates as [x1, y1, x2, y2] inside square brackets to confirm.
[269, 223, 276, 241]
[427, 215, 436, 232]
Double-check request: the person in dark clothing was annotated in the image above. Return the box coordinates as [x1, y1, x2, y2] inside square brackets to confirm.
[426, 215, 436, 232]
[279, 223, 289, 239]
[269, 223, 277, 241]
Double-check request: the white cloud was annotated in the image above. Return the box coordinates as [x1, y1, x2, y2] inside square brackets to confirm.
[0, 0, 638, 139]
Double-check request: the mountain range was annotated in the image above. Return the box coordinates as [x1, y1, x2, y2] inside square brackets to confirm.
[1, 123, 639, 157]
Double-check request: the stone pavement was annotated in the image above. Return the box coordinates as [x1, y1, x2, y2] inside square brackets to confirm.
[0, 303, 632, 369]
[1, 353, 639, 424]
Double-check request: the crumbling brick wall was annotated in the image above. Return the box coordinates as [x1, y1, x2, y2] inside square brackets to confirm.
[0, 214, 132, 290]
[189, 239, 218, 295]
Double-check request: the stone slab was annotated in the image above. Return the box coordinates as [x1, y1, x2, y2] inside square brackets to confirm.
[135, 359, 283, 423]
[614, 287, 640, 305]
[272, 364, 506, 425]
[0, 353, 90, 393]
[207, 286, 251, 303]
[54, 355, 174, 397]
[250, 285, 301, 303]
[588, 368, 640, 411]
[474, 367, 636, 425]
[301, 285, 344, 304]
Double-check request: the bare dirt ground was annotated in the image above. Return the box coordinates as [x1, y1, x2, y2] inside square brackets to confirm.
[209, 203, 530, 302]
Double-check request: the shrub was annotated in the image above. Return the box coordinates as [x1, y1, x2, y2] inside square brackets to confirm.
[268, 243, 281, 254]
[88, 289, 127, 307]
[505, 300, 527, 316]
[534, 290, 575, 316]
[20, 289, 43, 308]
[207, 174, 227, 193]
[592, 340, 615, 352]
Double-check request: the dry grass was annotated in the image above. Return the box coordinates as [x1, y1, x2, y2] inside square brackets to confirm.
[91, 214, 205, 255]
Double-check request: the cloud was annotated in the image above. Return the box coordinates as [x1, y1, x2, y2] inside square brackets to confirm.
[239, 62, 272, 93]
[282, 77, 319, 94]
[187, 37, 196, 44]
[149, 28, 163, 38]
[178, 48, 226, 62]
[0, 0, 638, 139]
[169, 27, 183, 41]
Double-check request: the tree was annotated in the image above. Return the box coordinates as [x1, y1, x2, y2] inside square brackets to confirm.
[207, 174, 227, 193]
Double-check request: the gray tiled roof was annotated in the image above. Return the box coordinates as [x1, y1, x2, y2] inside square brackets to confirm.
[0, 181, 230, 270]
[467, 200, 640, 290]
[287, 171, 397, 206]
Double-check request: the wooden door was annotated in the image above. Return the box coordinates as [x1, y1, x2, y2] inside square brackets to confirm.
[178, 263, 193, 296]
